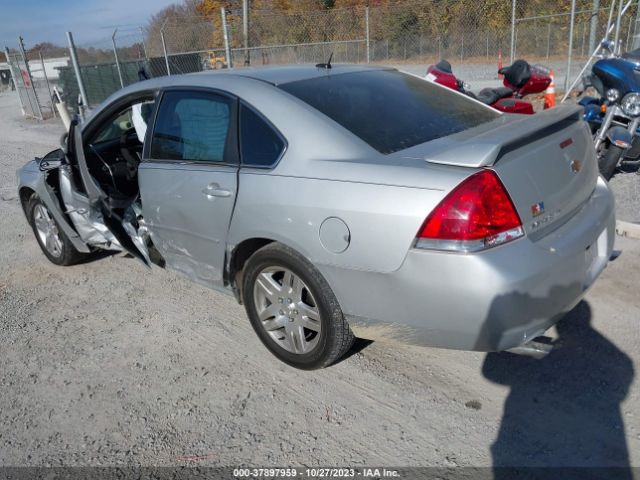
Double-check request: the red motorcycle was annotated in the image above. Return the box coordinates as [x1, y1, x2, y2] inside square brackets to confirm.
[425, 59, 552, 114]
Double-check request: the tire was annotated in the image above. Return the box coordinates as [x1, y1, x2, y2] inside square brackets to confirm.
[27, 194, 84, 266]
[242, 242, 354, 370]
[599, 144, 624, 181]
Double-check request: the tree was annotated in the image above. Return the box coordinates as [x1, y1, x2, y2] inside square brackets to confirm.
[145, 0, 202, 56]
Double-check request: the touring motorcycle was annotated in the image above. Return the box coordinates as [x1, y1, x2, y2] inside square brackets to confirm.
[580, 44, 640, 179]
[426, 59, 551, 115]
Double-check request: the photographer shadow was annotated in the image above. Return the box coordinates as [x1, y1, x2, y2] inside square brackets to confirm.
[481, 299, 634, 479]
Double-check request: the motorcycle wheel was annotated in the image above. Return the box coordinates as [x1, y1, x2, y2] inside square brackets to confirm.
[599, 144, 624, 181]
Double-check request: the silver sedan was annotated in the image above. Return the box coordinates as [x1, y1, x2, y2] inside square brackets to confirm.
[16, 65, 615, 369]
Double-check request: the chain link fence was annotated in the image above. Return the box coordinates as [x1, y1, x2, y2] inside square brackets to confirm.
[514, 1, 639, 91]
[514, 3, 639, 60]
[3, 42, 57, 119]
[145, 16, 219, 75]
[233, 7, 368, 65]
[5, 0, 640, 116]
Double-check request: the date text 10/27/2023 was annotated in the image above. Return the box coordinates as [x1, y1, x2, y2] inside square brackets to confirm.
[233, 468, 400, 478]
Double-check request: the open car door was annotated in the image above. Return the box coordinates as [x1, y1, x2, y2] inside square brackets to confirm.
[67, 117, 152, 267]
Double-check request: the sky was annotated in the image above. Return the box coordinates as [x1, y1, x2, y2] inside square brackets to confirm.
[1, 0, 179, 50]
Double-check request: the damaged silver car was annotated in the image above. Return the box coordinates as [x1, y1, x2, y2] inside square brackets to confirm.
[17, 65, 615, 369]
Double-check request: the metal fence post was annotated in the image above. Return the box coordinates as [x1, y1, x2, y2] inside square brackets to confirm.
[365, 6, 370, 63]
[14, 44, 36, 117]
[222, 7, 233, 69]
[561, 0, 634, 102]
[18, 36, 44, 120]
[614, 0, 624, 54]
[589, 0, 600, 53]
[486, 33, 489, 59]
[111, 29, 124, 88]
[39, 50, 56, 118]
[5, 47, 26, 115]
[633, 0, 640, 49]
[66, 31, 89, 112]
[139, 27, 148, 60]
[160, 19, 171, 76]
[243, 0, 250, 66]
[546, 22, 551, 60]
[564, 0, 577, 92]
[510, 0, 517, 63]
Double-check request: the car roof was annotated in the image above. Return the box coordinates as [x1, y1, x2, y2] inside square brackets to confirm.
[85, 64, 399, 134]
[188, 63, 395, 85]
[88, 64, 397, 122]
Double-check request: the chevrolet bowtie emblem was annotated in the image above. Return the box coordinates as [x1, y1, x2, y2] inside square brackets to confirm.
[570, 160, 582, 173]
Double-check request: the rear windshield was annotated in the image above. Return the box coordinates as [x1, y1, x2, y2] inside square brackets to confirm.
[279, 69, 499, 154]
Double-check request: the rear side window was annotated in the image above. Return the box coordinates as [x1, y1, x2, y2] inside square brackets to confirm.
[240, 103, 285, 167]
[151, 90, 232, 162]
[279, 70, 499, 154]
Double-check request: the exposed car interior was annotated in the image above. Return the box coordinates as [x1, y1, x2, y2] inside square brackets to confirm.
[82, 99, 155, 204]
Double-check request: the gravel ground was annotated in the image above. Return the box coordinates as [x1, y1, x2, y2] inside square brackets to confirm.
[0, 90, 639, 471]
[611, 167, 640, 223]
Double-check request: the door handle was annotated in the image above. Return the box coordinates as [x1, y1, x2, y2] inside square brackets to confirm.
[202, 183, 232, 198]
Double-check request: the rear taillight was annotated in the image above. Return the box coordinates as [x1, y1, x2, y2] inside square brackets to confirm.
[416, 169, 523, 252]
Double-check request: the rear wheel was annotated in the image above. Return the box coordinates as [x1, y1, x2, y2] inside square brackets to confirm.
[28, 195, 84, 266]
[599, 143, 624, 180]
[242, 243, 354, 370]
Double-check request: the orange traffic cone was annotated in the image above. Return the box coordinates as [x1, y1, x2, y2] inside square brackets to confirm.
[544, 70, 556, 109]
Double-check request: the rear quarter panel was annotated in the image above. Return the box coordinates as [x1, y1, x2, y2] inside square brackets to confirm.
[228, 170, 452, 274]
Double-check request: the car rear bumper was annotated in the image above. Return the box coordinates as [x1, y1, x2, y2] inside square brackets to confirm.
[321, 177, 615, 351]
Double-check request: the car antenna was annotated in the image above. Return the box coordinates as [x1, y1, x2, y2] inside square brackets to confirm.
[316, 52, 333, 69]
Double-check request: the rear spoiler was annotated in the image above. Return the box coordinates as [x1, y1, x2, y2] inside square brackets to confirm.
[425, 105, 583, 168]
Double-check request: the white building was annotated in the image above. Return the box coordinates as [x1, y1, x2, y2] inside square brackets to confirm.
[0, 56, 70, 82]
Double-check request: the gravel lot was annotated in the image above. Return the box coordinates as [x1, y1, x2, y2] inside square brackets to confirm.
[0, 90, 639, 471]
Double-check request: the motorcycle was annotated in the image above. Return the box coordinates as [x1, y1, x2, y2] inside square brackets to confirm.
[426, 59, 552, 115]
[579, 42, 640, 180]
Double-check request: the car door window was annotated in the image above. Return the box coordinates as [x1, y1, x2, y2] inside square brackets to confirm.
[89, 98, 155, 146]
[151, 90, 232, 162]
[92, 109, 134, 144]
[240, 103, 285, 167]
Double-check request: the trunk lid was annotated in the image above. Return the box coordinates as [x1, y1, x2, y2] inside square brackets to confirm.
[423, 105, 599, 237]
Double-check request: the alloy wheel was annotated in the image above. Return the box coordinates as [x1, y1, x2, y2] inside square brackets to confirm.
[33, 203, 63, 258]
[252, 266, 322, 354]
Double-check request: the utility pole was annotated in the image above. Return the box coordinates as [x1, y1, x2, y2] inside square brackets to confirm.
[243, 0, 250, 66]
